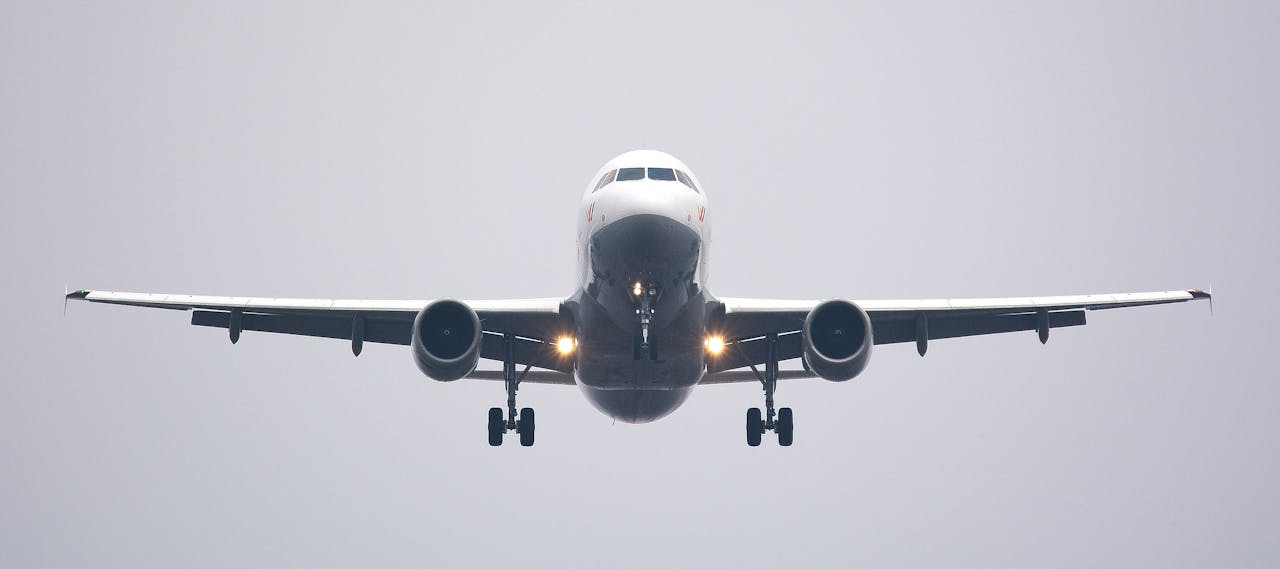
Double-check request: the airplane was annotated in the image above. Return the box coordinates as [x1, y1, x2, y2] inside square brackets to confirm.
[65, 149, 1212, 447]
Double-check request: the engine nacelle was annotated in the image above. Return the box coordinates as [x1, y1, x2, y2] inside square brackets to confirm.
[802, 299, 873, 382]
[411, 299, 482, 381]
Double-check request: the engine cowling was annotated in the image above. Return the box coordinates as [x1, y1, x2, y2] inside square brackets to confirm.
[411, 299, 482, 381]
[802, 299, 873, 382]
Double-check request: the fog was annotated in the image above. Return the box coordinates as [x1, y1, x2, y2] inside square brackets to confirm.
[2, 2, 1276, 566]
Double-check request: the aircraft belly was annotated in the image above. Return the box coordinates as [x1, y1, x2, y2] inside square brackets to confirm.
[571, 213, 709, 422]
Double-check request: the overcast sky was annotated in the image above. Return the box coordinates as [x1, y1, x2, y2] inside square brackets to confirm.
[3, 1, 1277, 567]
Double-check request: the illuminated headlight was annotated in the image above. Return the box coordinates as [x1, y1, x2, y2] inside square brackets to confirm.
[632, 282, 644, 297]
[704, 335, 726, 356]
[556, 336, 576, 355]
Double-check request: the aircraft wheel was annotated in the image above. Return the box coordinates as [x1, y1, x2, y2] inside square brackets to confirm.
[487, 407, 504, 446]
[777, 407, 794, 447]
[518, 407, 536, 447]
[746, 408, 763, 447]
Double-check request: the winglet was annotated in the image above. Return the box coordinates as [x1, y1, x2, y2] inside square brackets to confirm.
[1189, 286, 1213, 316]
[64, 287, 90, 316]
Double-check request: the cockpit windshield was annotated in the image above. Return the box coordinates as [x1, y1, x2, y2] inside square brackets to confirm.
[674, 170, 696, 191]
[593, 166, 700, 193]
[647, 168, 677, 181]
[616, 167, 646, 182]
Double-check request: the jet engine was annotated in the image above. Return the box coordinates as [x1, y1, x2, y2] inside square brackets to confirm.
[411, 299, 482, 381]
[802, 299, 873, 382]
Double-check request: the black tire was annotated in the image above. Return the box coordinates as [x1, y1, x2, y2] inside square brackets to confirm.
[777, 407, 794, 447]
[518, 407, 536, 447]
[487, 407, 504, 446]
[746, 408, 763, 447]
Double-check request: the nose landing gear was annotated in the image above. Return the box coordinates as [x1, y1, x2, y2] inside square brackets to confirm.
[488, 334, 536, 447]
[741, 333, 794, 447]
[632, 281, 659, 361]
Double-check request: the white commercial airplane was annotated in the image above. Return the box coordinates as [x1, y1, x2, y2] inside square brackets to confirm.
[67, 150, 1211, 446]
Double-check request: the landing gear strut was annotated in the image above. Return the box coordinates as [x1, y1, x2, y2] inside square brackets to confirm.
[488, 334, 535, 447]
[740, 333, 794, 447]
[633, 281, 659, 361]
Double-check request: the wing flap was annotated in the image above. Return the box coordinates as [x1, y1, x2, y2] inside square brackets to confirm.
[478, 332, 574, 374]
[871, 310, 1086, 345]
[699, 369, 816, 385]
[187, 311, 572, 372]
[191, 311, 412, 345]
[465, 370, 576, 385]
[707, 332, 804, 374]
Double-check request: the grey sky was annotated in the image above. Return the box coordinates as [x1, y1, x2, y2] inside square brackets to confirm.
[2, 1, 1277, 567]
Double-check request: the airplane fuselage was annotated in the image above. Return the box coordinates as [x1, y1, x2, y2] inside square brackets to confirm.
[570, 150, 713, 422]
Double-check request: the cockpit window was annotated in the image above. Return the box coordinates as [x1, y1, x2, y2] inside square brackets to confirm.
[593, 169, 617, 192]
[647, 167, 677, 182]
[616, 167, 645, 181]
[674, 170, 697, 192]
[599, 166, 699, 192]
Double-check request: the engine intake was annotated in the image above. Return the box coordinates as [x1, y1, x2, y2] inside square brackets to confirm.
[802, 299, 873, 382]
[411, 299, 482, 381]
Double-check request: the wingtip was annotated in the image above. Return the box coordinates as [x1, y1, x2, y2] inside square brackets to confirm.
[65, 287, 90, 316]
[1189, 286, 1214, 316]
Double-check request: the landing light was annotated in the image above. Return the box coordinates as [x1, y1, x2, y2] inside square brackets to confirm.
[556, 336, 576, 355]
[632, 282, 644, 297]
[704, 335, 726, 356]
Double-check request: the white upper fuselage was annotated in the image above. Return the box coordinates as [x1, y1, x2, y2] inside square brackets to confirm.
[577, 150, 711, 289]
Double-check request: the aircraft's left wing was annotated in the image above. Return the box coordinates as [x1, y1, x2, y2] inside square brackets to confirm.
[65, 289, 573, 373]
[710, 289, 1211, 373]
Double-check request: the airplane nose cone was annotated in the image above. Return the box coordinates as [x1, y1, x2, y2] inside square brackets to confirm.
[589, 213, 700, 275]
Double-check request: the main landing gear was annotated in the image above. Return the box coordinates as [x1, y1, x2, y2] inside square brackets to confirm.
[741, 334, 794, 447]
[488, 334, 535, 447]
